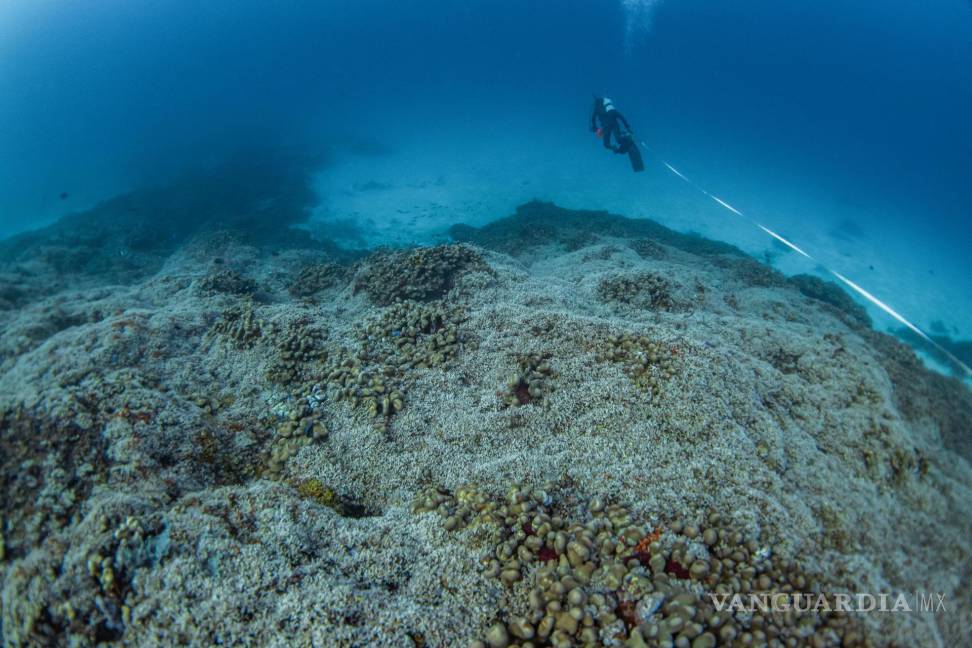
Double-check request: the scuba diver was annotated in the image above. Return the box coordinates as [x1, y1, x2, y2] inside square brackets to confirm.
[590, 96, 644, 171]
[590, 96, 631, 153]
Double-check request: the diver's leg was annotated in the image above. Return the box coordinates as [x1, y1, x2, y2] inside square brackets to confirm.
[609, 127, 626, 153]
[603, 124, 616, 150]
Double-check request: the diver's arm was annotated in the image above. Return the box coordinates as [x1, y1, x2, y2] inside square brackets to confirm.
[590, 110, 598, 132]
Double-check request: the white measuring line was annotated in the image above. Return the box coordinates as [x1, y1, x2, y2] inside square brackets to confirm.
[647, 143, 971, 378]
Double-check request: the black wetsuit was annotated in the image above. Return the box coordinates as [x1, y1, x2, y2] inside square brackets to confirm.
[591, 98, 632, 153]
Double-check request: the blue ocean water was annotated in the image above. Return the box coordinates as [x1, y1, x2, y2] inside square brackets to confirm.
[2, 0, 971, 367]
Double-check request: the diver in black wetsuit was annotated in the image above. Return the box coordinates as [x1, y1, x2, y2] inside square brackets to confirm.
[590, 96, 634, 154]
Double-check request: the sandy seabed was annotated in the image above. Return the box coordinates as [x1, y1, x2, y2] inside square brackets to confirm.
[1, 199, 970, 648]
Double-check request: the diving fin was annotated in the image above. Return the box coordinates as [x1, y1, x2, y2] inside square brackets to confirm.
[618, 135, 645, 172]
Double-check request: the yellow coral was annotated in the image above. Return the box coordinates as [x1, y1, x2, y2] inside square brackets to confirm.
[296, 479, 338, 509]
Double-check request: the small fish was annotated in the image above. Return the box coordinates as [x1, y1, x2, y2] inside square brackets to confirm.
[59, 192, 69, 200]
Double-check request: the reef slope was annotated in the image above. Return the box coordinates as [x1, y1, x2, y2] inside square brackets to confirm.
[1, 201, 970, 647]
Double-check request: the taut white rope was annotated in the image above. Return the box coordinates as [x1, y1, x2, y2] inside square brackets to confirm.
[642, 141, 971, 378]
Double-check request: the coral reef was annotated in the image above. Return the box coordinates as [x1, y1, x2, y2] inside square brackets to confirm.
[789, 274, 871, 328]
[449, 201, 744, 259]
[0, 150, 338, 308]
[867, 332, 972, 463]
[628, 239, 668, 261]
[0, 276, 26, 311]
[196, 267, 257, 296]
[415, 483, 869, 648]
[500, 353, 558, 407]
[294, 479, 372, 519]
[265, 318, 328, 385]
[322, 300, 467, 427]
[353, 244, 488, 305]
[266, 405, 328, 478]
[194, 425, 265, 485]
[207, 301, 263, 348]
[597, 274, 675, 311]
[0, 150, 360, 312]
[715, 256, 788, 290]
[288, 261, 347, 299]
[0, 200, 969, 647]
[597, 333, 678, 399]
[893, 325, 972, 378]
[0, 408, 108, 559]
